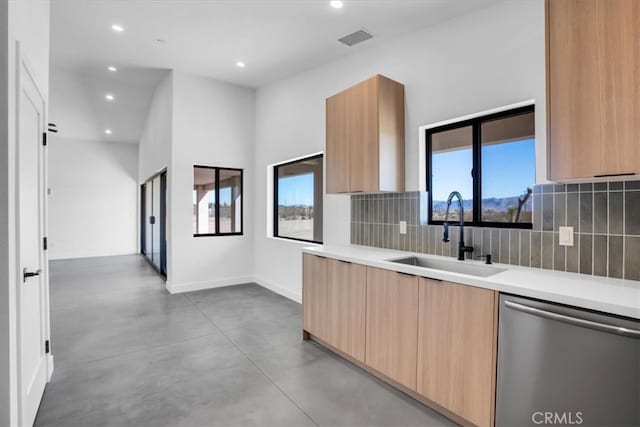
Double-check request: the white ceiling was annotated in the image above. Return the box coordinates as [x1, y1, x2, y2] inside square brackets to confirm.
[49, 0, 499, 143]
[49, 66, 167, 143]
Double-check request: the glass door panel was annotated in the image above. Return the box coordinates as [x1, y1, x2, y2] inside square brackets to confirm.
[141, 172, 167, 277]
[152, 176, 161, 269]
[145, 182, 153, 263]
[160, 173, 167, 275]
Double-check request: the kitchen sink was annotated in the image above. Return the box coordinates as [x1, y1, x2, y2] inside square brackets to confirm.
[387, 256, 507, 278]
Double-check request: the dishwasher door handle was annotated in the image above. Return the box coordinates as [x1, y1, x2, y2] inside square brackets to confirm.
[504, 300, 640, 338]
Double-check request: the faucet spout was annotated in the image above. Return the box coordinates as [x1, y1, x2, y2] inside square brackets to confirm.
[442, 191, 474, 261]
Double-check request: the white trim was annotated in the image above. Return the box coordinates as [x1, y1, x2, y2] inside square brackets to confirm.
[46, 355, 54, 381]
[420, 100, 535, 131]
[166, 274, 302, 304]
[166, 276, 254, 294]
[49, 251, 139, 261]
[267, 236, 322, 247]
[253, 276, 302, 304]
[417, 99, 536, 192]
[268, 151, 324, 169]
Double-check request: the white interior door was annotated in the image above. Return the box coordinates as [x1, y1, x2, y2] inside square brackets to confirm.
[17, 54, 49, 427]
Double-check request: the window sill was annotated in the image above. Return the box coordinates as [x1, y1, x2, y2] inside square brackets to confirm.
[267, 236, 323, 247]
[193, 233, 244, 237]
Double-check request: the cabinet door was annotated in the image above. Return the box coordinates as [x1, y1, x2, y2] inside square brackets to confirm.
[327, 259, 366, 362]
[366, 267, 419, 390]
[417, 279, 498, 427]
[302, 254, 328, 338]
[326, 90, 351, 193]
[548, 0, 640, 180]
[348, 77, 379, 193]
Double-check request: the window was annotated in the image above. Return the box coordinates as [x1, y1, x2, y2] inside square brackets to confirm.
[274, 154, 323, 243]
[193, 166, 243, 236]
[426, 105, 535, 228]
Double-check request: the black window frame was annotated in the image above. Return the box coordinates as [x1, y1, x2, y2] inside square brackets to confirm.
[273, 154, 324, 244]
[426, 104, 535, 229]
[193, 165, 244, 237]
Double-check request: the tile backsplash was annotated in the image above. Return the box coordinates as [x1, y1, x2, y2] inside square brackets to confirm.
[350, 182, 640, 281]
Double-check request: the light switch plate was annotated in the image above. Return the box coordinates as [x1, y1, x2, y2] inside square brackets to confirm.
[399, 221, 407, 234]
[559, 226, 574, 246]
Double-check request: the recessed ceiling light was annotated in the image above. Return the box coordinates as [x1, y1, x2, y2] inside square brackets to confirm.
[111, 24, 124, 32]
[330, 1, 344, 9]
[105, 93, 115, 101]
[107, 66, 117, 72]
[105, 129, 112, 135]
[236, 61, 246, 68]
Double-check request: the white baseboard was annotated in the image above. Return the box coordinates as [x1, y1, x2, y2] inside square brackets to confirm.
[47, 354, 54, 382]
[253, 276, 302, 304]
[49, 251, 139, 261]
[165, 274, 301, 304]
[166, 276, 254, 294]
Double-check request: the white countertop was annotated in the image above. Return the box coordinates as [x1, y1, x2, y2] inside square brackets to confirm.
[302, 244, 640, 320]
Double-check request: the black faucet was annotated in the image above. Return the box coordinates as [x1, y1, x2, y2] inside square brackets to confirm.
[442, 191, 474, 261]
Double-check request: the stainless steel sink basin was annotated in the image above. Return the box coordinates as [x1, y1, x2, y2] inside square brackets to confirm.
[387, 256, 507, 278]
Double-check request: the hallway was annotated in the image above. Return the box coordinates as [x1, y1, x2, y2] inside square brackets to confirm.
[35, 256, 453, 427]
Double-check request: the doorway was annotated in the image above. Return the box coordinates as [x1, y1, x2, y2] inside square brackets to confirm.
[140, 171, 167, 277]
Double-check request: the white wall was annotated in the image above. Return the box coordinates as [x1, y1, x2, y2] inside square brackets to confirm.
[138, 72, 173, 183]
[0, 2, 9, 423]
[168, 72, 255, 292]
[2, 0, 50, 424]
[48, 67, 104, 143]
[48, 137, 138, 260]
[253, 0, 545, 301]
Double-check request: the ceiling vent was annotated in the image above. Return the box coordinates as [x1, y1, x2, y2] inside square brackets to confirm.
[337, 29, 374, 47]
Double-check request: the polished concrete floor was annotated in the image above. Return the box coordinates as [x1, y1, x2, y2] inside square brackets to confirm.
[35, 255, 456, 427]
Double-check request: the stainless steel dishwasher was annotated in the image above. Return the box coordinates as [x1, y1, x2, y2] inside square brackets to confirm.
[496, 294, 640, 427]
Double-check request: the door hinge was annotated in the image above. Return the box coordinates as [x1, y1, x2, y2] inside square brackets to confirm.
[43, 237, 48, 251]
[42, 132, 47, 146]
[45, 340, 50, 354]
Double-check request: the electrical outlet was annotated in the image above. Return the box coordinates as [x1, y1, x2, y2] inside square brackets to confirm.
[559, 226, 574, 246]
[399, 221, 407, 234]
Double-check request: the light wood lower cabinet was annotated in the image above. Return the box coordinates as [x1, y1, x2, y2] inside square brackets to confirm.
[417, 278, 499, 427]
[302, 258, 499, 427]
[302, 254, 328, 338]
[326, 259, 366, 362]
[365, 267, 419, 390]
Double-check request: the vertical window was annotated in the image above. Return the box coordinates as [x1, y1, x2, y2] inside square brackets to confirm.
[427, 105, 535, 227]
[480, 111, 535, 223]
[193, 166, 243, 236]
[431, 126, 473, 222]
[274, 154, 323, 243]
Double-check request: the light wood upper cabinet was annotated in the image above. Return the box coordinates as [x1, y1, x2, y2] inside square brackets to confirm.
[547, 0, 640, 181]
[365, 267, 419, 390]
[326, 75, 405, 193]
[302, 254, 328, 338]
[417, 278, 498, 427]
[326, 259, 366, 362]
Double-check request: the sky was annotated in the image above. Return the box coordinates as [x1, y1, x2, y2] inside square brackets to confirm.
[432, 138, 535, 201]
[278, 173, 314, 206]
